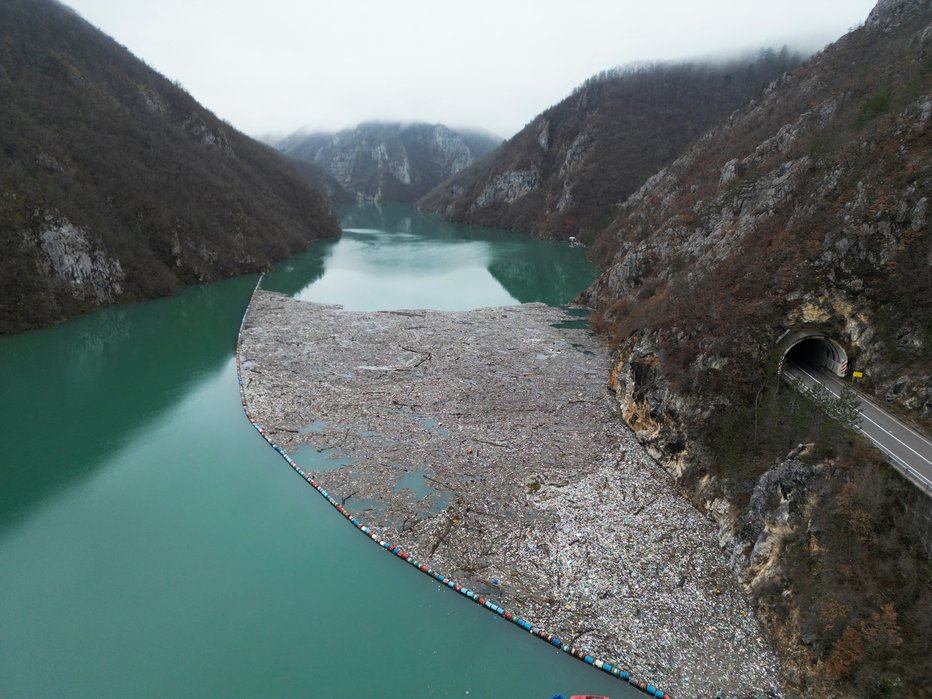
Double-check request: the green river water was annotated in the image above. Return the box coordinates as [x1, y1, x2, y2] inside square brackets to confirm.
[0, 204, 641, 698]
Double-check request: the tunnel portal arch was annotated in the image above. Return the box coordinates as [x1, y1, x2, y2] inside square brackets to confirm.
[778, 331, 849, 377]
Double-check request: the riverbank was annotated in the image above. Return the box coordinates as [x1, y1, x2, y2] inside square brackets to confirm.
[239, 290, 782, 697]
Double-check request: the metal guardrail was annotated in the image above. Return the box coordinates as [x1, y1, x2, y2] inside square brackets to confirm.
[782, 368, 932, 496]
[864, 436, 932, 494]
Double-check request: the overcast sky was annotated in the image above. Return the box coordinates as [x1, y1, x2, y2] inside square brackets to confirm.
[64, 0, 879, 140]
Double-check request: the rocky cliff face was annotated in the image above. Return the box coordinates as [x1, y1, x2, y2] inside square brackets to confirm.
[279, 123, 500, 202]
[585, 0, 931, 426]
[36, 217, 125, 304]
[0, 0, 340, 334]
[584, 0, 931, 694]
[419, 52, 803, 240]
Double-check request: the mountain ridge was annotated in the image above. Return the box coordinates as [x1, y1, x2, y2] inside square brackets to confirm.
[418, 50, 804, 240]
[0, 0, 340, 333]
[278, 121, 501, 202]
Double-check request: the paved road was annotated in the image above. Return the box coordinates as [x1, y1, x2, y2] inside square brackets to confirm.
[784, 361, 932, 495]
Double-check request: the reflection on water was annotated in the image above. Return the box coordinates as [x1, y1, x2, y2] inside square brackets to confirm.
[394, 469, 453, 514]
[262, 202, 595, 310]
[0, 275, 258, 529]
[259, 237, 335, 297]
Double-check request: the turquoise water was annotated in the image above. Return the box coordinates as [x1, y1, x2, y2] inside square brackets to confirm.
[262, 202, 596, 309]
[0, 205, 638, 697]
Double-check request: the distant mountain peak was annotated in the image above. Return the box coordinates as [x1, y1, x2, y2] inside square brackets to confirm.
[278, 122, 501, 202]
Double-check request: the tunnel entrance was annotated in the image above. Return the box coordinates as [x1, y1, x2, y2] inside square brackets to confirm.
[781, 334, 848, 377]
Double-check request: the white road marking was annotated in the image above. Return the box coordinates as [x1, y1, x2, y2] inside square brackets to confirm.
[787, 362, 932, 468]
[827, 375, 932, 448]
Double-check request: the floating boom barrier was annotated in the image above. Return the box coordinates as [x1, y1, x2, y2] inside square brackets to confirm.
[235, 276, 672, 699]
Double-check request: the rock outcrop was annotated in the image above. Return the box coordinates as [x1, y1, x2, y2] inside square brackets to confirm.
[36, 217, 125, 304]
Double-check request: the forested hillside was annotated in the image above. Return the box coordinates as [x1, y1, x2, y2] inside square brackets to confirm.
[0, 0, 340, 333]
[418, 51, 801, 240]
[583, 0, 932, 694]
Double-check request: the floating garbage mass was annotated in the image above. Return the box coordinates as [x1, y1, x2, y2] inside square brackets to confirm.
[235, 275, 672, 699]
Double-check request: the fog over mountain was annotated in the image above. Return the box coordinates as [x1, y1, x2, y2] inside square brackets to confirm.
[63, 0, 877, 139]
[419, 49, 803, 239]
[279, 122, 501, 202]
